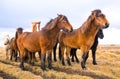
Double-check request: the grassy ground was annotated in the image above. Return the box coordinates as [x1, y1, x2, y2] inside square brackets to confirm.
[0, 45, 120, 79]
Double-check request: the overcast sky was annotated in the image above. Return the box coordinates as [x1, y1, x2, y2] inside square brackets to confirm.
[0, 0, 120, 46]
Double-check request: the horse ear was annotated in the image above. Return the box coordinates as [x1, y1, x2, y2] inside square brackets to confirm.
[92, 9, 101, 17]
[58, 15, 64, 22]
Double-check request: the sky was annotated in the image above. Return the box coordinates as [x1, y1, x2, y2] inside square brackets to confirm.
[0, 0, 120, 46]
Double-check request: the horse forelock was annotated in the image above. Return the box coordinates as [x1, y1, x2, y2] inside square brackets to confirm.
[17, 27, 23, 32]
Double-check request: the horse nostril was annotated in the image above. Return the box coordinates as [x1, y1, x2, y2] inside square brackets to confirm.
[106, 23, 109, 26]
[105, 23, 109, 28]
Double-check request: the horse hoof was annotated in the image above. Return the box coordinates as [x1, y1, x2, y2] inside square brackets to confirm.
[41, 66, 46, 71]
[62, 63, 65, 66]
[76, 60, 79, 63]
[71, 59, 74, 62]
[54, 59, 57, 62]
[82, 67, 87, 70]
[48, 66, 53, 69]
[93, 63, 97, 65]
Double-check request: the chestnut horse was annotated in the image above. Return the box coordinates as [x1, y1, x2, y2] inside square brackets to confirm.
[17, 14, 73, 70]
[70, 29, 104, 64]
[9, 28, 23, 61]
[53, 29, 104, 63]
[58, 9, 109, 70]
[32, 22, 41, 32]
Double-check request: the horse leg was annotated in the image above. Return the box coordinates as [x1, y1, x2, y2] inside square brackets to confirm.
[70, 48, 74, 62]
[74, 49, 79, 63]
[47, 50, 53, 69]
[60, 45, 65, 65]
[10, 49, 13, 61]
[53, 43, 57, 62]
[80, 47, 88, 70]
[84, 51, 89, 64]
[20, 51, 26, 70]
[6, 49, 9, 60]
[92, 49, 97, 65]
[31, 52, 35, 65]
[41, 52, 46, 71]
[59, 45, 62, 61]
[38, 51, 41, 60]
[66, 47, 71, 66]
[81, 53, 88, 70]
[14, 50, 18, 62]
[33, 53, 37, 61]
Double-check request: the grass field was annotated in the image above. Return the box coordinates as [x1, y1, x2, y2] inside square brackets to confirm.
[0, 45, 120, 79]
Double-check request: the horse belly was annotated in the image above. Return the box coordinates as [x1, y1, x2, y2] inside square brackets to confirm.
[23, 39, 40, 52]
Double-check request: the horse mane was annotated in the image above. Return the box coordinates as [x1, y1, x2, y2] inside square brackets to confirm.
[80, 9, 101, 33]
[15, 27, 23, 39]
[79, 15, 93, 33]
[42, 17, 58, 31]
[15, 27, 23, 49]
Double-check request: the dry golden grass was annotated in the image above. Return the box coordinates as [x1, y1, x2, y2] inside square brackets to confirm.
[0, 45, 120, 79]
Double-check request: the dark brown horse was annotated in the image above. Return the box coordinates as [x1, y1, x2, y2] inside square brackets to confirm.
[17, 14, 73, 70]
[58, 9, 109, 70]
[70, 29, 104, 64]
[9, 28, 23, 61]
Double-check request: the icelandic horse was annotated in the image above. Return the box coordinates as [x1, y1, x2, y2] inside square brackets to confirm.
[58, 9, 109, 70]
[9, 28, 23, 61]
[3, 34, 11, 59]
[32, 22, 41, 32]
[70, 29, 104, 64]
[17, 14, 73, 70]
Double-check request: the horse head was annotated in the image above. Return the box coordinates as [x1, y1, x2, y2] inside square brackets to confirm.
[57, 14, 73, 32]
[91, 9, 109, 29]
[4, 34, 10, 45]
[15, 27, 23, 39]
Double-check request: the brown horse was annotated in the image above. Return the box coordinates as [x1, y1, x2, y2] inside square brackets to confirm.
[17, 14, 73, 70]
[9, 28, 23, 61]
[58, 9, 109, 70]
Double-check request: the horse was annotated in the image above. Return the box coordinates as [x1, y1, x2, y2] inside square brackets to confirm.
[58, 9, 109, 70]
[3, 34, 11, 59]
[32, 22, 41, 32]
[70, 29, 104, 65]
[9, 28, 23, 61]
[17, 14, 73, 70]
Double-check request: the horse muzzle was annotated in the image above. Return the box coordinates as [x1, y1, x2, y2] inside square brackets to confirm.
[103, 23, 109, 29]
[63, 28, 73, 32]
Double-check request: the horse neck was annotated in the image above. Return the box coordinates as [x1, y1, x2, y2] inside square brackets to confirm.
[84, 22, 99, 39]
[45, 26, 60, 39]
